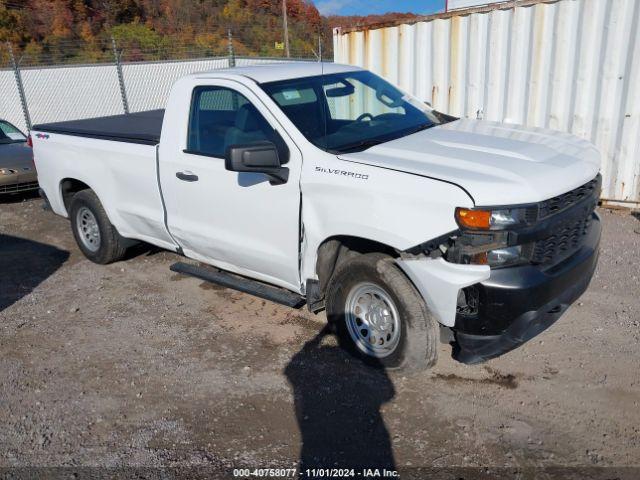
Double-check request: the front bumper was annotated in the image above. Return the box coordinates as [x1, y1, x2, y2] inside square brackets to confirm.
[453, 212, 601, 364]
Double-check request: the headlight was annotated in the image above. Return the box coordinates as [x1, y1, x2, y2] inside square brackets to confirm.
[455, 207, 530, 230]
[471, 245, 524, 267]
[0, 168, 17, 176]
[448, 206, 534, 267]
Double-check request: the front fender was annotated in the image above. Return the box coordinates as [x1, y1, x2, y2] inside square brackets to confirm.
[300, 158, 474, 283]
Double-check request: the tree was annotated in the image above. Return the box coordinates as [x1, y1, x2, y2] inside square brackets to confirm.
[0, 0, 417, 64]
[111, 21, 169, 60]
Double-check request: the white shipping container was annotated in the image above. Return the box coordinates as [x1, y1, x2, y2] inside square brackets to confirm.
[333, 0, 640, 206]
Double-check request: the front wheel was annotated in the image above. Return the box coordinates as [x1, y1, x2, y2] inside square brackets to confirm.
[326, 253, 438, 371]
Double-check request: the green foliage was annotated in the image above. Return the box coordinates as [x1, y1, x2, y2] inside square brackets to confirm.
[110, 21, 171, 60]
[111, 22, 166, 49]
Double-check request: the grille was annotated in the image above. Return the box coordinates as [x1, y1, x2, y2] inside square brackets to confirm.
[538, 175, 600, 219]
[530, 176, 600, 265]
[531, 213, 593, 265]
[0, 181, 39, 194]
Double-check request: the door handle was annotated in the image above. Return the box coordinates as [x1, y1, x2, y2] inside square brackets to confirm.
[176, 171, 199, 182]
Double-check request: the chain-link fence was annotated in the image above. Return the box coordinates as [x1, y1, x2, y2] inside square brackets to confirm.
[122, 57, 230, 113]
[1, 34, 320, 133]
[0, 53, 26, 134]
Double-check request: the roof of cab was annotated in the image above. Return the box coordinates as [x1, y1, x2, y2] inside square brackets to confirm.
[192, 62, 363, 84]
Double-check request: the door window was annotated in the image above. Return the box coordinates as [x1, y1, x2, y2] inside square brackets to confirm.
[187, 87, 278, 158]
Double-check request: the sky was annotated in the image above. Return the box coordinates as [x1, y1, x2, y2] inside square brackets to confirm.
[314, 0, 446, 16]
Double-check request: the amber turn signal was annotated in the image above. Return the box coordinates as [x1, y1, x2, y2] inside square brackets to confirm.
[455, 208, 491, 229]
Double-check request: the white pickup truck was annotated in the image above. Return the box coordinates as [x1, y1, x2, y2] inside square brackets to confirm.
[32, 63, 601, 370]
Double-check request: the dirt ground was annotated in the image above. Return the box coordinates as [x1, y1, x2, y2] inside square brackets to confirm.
[1, 193, 639, 479]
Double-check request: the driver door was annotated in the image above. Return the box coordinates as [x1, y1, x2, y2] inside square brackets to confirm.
[159, 80, 303, 292]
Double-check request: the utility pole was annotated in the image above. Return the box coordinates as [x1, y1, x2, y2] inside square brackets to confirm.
[111, 36, 129, 114]
[227, 29, 236, 67]
[282, 0, 290, 58]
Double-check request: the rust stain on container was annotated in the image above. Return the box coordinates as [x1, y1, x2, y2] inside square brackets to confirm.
[381, 28, 395, 79]
[380, 28, 387, 77]
[363, 29, 370, 68]
[349, 32, 357, 65]
[528, 3, 547, 123]
[450, 16, 460, 114]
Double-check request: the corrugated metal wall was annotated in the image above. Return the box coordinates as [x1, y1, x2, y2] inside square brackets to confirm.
[333, 0, 640, 206]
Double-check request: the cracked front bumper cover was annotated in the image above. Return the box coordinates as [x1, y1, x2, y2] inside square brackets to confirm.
[396, 257, 490, 328]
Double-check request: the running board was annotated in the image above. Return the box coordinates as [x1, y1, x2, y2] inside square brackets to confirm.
[170, 262, 306, 308]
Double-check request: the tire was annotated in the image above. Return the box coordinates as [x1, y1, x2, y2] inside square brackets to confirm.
[326, 252, 438, 372]
[69, 189, 128, 264]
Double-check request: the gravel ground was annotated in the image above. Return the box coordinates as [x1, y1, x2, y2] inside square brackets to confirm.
[0, 194, 639, 479]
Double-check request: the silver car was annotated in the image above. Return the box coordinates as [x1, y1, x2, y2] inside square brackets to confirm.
[0, 120, 38, 194]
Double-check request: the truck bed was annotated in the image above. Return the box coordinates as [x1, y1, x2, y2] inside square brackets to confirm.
[33, 109, 165, 146]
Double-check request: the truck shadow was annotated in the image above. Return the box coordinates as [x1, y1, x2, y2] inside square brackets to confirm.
[0, 234, 69, 313]
[284, 327, 397, 472]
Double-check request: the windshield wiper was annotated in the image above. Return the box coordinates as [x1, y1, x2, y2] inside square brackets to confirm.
[333, 122, 436, 154]
[336, 138, 387, 154]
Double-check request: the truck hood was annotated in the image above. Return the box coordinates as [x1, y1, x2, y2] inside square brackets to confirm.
[339, 119, 601, 206]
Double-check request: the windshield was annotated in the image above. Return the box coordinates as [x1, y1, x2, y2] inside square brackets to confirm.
[261, 70, 441, 154]
[0, 121, 26, 144]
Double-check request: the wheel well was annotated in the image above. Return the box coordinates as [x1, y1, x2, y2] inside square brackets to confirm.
[60, 178, 90, 213]
[315, 236, 399, 296]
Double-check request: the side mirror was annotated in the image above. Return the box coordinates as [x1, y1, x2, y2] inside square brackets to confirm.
[225, 142, 289, 185]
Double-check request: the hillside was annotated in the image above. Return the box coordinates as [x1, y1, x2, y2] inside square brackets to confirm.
[0, 0, 420, 65]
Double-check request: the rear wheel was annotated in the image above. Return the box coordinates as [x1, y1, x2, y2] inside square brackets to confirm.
[69, 190, 128, 264]
[326, 253, 438, 371]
